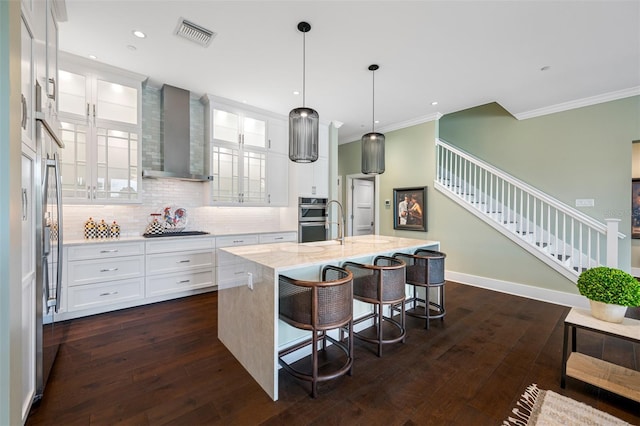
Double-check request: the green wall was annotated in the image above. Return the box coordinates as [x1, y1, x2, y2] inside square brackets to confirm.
[338, 121, 437, 238]
[338, 96, 640, 299]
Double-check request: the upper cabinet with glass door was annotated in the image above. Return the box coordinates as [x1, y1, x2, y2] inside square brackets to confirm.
[202, 95, 273, 205]
[57, 53, 146, 204]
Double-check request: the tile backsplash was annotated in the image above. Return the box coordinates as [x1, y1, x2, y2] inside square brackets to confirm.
[63, 179, 296, 240]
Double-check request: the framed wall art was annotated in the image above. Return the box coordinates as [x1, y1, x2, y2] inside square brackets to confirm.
[393, 186, 427, 231]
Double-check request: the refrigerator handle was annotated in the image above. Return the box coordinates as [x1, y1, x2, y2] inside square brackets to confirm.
[43, 153, 64, 313]
[53, 153, 63, 313]
[42, 253, 50, 314]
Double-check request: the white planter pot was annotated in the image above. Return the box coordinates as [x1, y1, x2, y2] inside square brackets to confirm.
[589, 300, 628, 323]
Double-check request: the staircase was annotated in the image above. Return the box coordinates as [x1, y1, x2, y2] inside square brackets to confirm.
[434, 139, 625, 282]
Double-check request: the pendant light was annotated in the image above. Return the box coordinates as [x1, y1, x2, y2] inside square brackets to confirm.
[289, 21, 319, 163]
[361, 64, 385, 175]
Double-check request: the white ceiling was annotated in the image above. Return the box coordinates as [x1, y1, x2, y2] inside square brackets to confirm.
[58, 1, 640, 144]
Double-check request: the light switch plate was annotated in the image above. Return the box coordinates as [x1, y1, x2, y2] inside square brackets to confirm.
[575, 198, 595, 207]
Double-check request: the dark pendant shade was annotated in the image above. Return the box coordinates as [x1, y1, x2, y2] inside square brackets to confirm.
[361, 64, 385, 174]
[362, 132, 385, 174]
[289, 106, 319, 163]
[289, 21, 319, 163]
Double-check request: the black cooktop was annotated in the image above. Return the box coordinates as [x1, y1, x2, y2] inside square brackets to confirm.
[142, 231, 210, 238]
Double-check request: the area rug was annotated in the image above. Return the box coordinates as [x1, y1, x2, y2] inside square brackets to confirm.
[503, 383, 632, 426]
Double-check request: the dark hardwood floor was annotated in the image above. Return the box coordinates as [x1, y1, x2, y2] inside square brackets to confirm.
[27, 282, 640, 425]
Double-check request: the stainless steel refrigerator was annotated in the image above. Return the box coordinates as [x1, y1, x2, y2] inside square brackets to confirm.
[34, 87, 64, 403]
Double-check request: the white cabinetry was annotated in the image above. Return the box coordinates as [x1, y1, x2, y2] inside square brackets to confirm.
[258, 232, 297, 244]
[21, 15, 35, 151]
[202, 95, 289, 206]
[31, 0, 64, 130]
[297, 123, 329, 197]
[66, 242, 145, 311]
[203, 96, 267, 205]
[20, 148, 36, 423]
[216, 234, 260, 288]
[145, 238, 215, 297]
[266, 117, 289, 206]
[20, 11, 37, 421]
[57, 53, 145, 204]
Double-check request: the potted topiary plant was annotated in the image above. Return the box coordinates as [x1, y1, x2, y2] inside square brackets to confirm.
[576, 266, 640, 323]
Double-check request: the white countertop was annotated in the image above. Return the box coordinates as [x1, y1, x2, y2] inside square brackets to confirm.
[64, 229, 297, 246]
[219, 235, 439, 271]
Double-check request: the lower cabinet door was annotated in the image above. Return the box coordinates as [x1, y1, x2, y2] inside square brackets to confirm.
[146, 269, 214, 297]
[67, 278, 145, 311]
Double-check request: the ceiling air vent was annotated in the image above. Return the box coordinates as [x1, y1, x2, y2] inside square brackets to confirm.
[175, 18, 216, 47]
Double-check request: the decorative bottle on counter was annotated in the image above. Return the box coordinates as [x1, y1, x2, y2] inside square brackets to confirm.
[145, 213, 164, 235]
[84, 217, 97, 239]
[97, 219, 109, 238]
[110, 221, 121, 239]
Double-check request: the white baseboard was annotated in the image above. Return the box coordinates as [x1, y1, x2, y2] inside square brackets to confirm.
[632, 267, 640, 278]
[446, 270, 590, 309]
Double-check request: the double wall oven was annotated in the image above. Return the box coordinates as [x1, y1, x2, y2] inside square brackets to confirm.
[298, 197, 328, 243]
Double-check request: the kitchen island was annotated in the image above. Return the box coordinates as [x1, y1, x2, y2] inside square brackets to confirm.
[217, 235, 440, 400]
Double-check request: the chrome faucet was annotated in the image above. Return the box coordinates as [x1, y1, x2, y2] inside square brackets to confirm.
[325, 199, 346, 245]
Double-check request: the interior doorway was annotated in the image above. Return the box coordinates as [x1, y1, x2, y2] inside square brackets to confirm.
[345, 173, 380, 236]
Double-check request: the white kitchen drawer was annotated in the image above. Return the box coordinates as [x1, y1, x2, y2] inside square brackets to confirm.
[67, 278, 144, 312]
[146, 251, 214, 276]
[146, 269, 214, 297]
[67, 256, 144, 286]
[259, 232, 297, 244]
[66, 241, 145, 261]
[217, 261, 257, 289]
[145, 237, 214, 254]
[216, 234, 259, 248]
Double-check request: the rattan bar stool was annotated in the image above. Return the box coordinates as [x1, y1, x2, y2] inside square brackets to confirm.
[393, 249, 446, 329]
[343, 256, 406, 357]
[278, 265, 354, 398]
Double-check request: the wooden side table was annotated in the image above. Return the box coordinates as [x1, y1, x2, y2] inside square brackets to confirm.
[561, 307, 640, 403]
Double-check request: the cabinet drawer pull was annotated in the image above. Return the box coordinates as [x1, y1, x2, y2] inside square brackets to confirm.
[100, 267, 119, 272]
[100, 249, 119, 253]
[233, 240, 244, 244]
[177, 279, 190, 284]
[234, 271, 245, 275]
[274, 237, 284, 240]
[99, 291, 119, 297]
[176, 259, 191, 263]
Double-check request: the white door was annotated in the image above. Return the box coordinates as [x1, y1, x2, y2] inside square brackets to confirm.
[21, 152, 36, 421]
[352, 178, 375, 236]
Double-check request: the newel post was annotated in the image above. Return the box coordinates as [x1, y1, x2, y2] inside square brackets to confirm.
[605, 218, 620, 268]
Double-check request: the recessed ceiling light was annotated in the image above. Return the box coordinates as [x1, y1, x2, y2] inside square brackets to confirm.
[374, 120, 380, 124]
[431, 101, 438, 106]
[293, 91, 300, 96]
[132, 30, 146, 38]
[88, 54, 97, 60]
[127, 45, 137, 51]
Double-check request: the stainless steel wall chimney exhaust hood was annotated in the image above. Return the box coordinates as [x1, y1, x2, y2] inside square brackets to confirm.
[142, 84, 213, 182]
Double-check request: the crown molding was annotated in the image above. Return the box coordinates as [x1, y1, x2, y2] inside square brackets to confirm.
[338, 112, 443, 144]
[513, 86, 640, 121]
